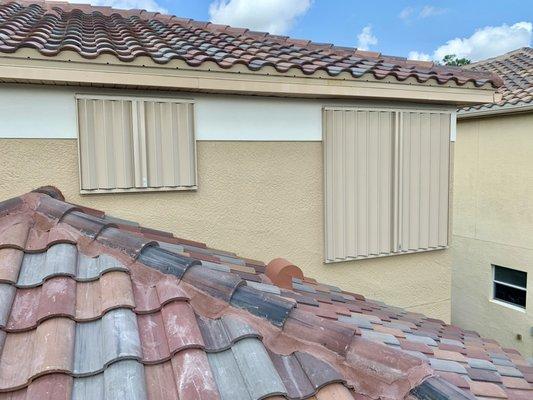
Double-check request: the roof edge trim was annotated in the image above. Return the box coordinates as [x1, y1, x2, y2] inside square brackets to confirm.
[458, 102, 533, 118]
[0, 53, 498, 105]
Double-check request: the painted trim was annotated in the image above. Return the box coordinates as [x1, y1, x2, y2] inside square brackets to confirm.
[80, 186, 198, 195]
[489, 299, 526, 313]
[0, 50, 499, 104]
[75, 93, 195, 103]
[450, 112, 457, 142]
[0, 84, 458, 140]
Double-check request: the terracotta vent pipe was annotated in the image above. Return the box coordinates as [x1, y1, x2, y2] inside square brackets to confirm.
[266, 258, 303, 289]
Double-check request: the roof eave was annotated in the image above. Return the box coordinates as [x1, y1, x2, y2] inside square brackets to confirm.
[0, 50, 498, 105]
[458, 101, 533, 119]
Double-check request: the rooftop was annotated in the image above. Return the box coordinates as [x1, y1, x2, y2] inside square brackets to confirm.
[0, 187, 531, 400]
[0, 0, 503, 90]
[461, 47, 532, 114]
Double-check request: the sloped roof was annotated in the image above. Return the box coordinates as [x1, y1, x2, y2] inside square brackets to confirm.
[0, 188, 531, 400]
[461, 47, 532, 114]
[0, 1, 503, 90]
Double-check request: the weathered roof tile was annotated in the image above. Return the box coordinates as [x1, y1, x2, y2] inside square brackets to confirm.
[462, 47, 532, 112]
[0, 190, 529, 399]
[0, 1, 502, 89]
[73, 309, 142, 376]
[72, 360, 147, 400]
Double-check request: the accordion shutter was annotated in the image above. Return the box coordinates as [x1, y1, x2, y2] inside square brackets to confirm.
[77, 96, 196, 193]
[144, 101, 196, 188]
[399, 111, 450, 252]
[324, 109, 395, 262]
[324, 107, 451, 262]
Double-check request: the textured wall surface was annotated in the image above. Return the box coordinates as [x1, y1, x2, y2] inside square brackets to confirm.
[453, 113, 533, 356]
[0, 139, 451, 320]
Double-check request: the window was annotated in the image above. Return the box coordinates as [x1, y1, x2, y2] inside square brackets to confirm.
[493, 265, 527, 309]
[76, 94, 196, 194]
[323, 107, 451, 262]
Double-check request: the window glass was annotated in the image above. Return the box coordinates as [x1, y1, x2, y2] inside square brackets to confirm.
[494, 265, 527, 288]
[494, 282, 526, 308]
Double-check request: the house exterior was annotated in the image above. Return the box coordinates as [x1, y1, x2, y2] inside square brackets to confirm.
[0, 188, 531, 399]
[453, 48, 533, 356]
[0, 1, 502, 322]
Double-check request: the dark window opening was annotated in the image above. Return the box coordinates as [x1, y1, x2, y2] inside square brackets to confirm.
[493, 265, 527, 309]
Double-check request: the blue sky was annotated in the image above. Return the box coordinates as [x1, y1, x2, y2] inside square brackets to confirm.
[70, 0, 533, 61]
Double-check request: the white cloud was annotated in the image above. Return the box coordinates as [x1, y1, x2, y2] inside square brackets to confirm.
[61, 0, 167, 13]
[399, 5, 447, 21]
[399, 7, 413, 20]
[408, 21, 532, 62]
[434, 22, 532, 61]
[208, 0, 311, 35]
[357, 25, 378, 51]
[419, 5, 446, 18]
[408, 51, 431, 61]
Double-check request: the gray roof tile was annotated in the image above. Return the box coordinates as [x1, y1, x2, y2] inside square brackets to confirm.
[338, 315, 372, 330]
[0, 331, 5, 356]
[495, 364, 524, 377]
[74, 309, 142, 376]
[387, 322, 413, 333]
[76, 253, 127, 281]
[16, 244, 127, 287]
[429, 358, 468, 374]
[208, 338, 287, 399]
[467, 358, 497, 371]
[405, 333, 438, 347]
[492, 357, 515, 367]
[0, 283, 15, 328]
[293, 282, 317, 294]
[202, 261, 231, 273]
[156, 241, 185, 254]
[440, 338, 464, 348]
[208, 349, 250, 400]
[232, 338, 286, 398]
[246, 281, 281, 295]
[403, 350, 429, 361]
[197, 315, 260, 352]
[72, 360, 147, 400]
[17, 244, 77, 287]
[361, 330, 400, 346]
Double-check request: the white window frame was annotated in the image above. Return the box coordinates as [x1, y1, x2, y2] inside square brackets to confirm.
[491, 264, 527, 311]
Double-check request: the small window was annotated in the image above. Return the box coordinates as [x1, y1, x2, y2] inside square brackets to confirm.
[493, 265, 527, 309]
[76, 94, 196, 194]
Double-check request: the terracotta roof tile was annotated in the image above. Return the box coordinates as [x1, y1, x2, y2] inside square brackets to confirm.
[0, 1, 502, 89]
[0, 190, 530, 400]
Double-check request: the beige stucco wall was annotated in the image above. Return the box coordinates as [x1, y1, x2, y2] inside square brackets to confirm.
[0, 139, 451, 321]
[453, 112, 533, 356]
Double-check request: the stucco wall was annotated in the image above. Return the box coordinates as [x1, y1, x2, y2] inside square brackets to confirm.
[0, 139, 451, 321]
[453, 113, 533, 356]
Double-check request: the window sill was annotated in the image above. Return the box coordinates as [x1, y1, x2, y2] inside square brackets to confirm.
[80, 186, 198, 195]
[489, 299, 526, 313]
